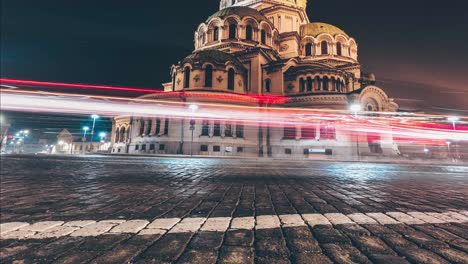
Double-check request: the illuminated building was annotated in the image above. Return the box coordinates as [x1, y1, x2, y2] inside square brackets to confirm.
[111, 0, 399, 159]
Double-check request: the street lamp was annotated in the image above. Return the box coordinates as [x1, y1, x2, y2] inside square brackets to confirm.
[99, 132, 107, 142]
[189, 104, 198, 157]
[91, 114, 99, 142]
[350, 104, 362, 160]
[82, 126, 90, 142]
[447, 116, 459, 130]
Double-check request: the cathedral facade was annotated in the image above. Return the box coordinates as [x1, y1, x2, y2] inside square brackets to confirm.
[111, 0, 399, 159]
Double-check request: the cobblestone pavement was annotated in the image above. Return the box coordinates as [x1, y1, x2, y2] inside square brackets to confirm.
[1, 155, 468, 264]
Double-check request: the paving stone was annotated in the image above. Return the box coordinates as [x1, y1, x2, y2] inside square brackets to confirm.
[324, 213, 355, 225]
[394, 247, 450, 264]
[295, 253, 333, 264]
[413, 225, 462, 242]
[367, 254, 410, 264]
[138, 228, 167, 236]
[278, 214, 306, 227]
[0, 222, 29, 235]
[19, 221, 64, 232]
[386, 212, 425, 224]
[189, 231, 224, 250]
[230, 217, 254, 230]
[366, 213, 400, 224]
[64, 221, 96, 227]
[200, 217, 231, 232]
[402, 231, 450, 249]
[219, 246, 254, 264]
[322, 244, 372, 264]
[177, 249, 218, 264]
[255, 215, 281, 230]
[224, 229, 254, 247]
[1, 229, 36, 240]
[108, 220, 149, 233]
[146, 218, 180, 230]
[302, 213, 331, 227]
[347, 213, 378, 224]
[91, 234, 162, 263]
[427, 213, 465, 223]
[432, 247, 468, 264]
[336, 224, 371, 236]
[140, 232, 192, 262]
[407, 212, 446, 224]
[312, 226, 351, 245]
[70, 222, 117, 237]
[170, 217, 205, 233]
[350, 235, 397, 256]
[29, 225, 79, 239]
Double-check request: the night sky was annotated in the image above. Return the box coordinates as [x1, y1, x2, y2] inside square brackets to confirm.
[1, 0, 468, 140]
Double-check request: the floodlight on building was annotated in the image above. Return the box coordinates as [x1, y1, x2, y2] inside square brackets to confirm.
[189, 104, 199, 112]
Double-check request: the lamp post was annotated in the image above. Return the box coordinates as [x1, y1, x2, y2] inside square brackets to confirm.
[91, 114, 99, 142]
[189, 104, 198, 157]
[350, 104, 362, 161]
[82, 126, 90, 142]
[99, 132, 107, 143]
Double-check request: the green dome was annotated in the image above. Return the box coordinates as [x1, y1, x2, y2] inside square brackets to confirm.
[301, 22, 348, 37]
[206, 6, 269, 23]
[181, 50, 245, 70]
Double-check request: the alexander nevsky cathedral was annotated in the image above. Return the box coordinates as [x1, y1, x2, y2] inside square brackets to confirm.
[111, 0, 399, 159]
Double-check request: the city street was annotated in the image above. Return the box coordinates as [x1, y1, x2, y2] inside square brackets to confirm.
[1, 155, 468, 263]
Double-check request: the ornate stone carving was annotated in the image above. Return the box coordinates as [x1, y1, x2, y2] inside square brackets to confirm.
[217, 75, 224, 83]
[194, 75, 200, 82]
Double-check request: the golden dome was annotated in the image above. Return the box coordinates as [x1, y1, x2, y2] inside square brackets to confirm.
[301, 22, 348, 37]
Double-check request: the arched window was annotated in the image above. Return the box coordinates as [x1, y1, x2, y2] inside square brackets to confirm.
[231, 0, 236, 5]
[323, 76, 329, 91]
[336, 42, 342, 56]
[321, 41, 328, 55]
[213, 27, 219, 41]
[202, 33, 206, 44]
[246, 25, 253, 41]
[261, 30, 266, 44]
[120, 127, 126, 142]
[307, 77, 313, 92]
[228, 68, 235, 90]
[229, 24, 237, 39]
[205, 65, 213, 87]
[265, 79, 271, 93]
[305, 43, 313, 56]
[184, 67, 190, 88]
[115, 128, 120, 143]
[299, 78, 305, 92]
[331, 77, 336, 91]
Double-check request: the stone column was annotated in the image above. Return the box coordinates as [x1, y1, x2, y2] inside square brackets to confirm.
[209, 120, 215, 137]
[221, 120, 226, 138]
[150, 117, 156, 135]
[232, 123, 237, 139]
[159, 117, 166, 136]
[296, 125, 302, 140]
